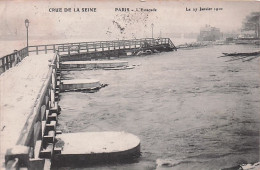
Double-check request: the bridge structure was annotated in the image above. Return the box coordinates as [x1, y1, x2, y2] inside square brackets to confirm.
[0, 38, 176, 170]
[0, 38, 177, 74]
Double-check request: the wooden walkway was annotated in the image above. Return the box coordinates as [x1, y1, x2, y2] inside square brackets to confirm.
[0, 38, 176, 74]
[0, 38, 176, 169]
[1, 53, 60, 169]
[57, 38, 176, 56]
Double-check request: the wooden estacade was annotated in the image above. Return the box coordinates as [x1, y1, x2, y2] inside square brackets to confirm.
[1, 38, 176, 169]
[4, 53, 61, 170]
[57, 38, 177, 59]
[0, 38, 177, 74]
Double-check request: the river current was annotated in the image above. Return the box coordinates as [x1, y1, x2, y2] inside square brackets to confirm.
[56, 44, 260, 170]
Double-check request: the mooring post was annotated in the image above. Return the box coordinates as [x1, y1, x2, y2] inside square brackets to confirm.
[102, 43, 104, 51]
[78, 45, 80, 54]
[68, 46, 70, 57]
[108, 42, 110, 51]
[9, 55, 13, 68]
[6, 56, 9, 70]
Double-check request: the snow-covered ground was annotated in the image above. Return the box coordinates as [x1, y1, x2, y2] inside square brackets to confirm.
[0, 53, 55, 166]
[56, 131, 140, 154]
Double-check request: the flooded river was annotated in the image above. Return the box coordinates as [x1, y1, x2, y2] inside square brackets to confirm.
[56, 44, 260, 170]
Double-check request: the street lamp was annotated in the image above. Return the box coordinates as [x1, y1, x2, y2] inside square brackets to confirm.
[25, 19, 29, 56]
[151, 23, 154, 39]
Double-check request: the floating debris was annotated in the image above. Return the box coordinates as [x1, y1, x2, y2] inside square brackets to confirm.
[222, 51, 260, 56]
[219, 51, 260, 62]
[103, 66, 134, 70]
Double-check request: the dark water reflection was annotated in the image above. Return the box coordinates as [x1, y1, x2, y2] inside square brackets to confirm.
[56, 45, 260, 170]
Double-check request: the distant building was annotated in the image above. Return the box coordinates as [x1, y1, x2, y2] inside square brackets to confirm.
[239, 30, 256, 39]
[240, 12, 260, 39]
[197, 25, 222, 41]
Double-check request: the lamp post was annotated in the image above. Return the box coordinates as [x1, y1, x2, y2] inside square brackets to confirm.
[151, 23, 154, 39]
[25, 19, 29, 56]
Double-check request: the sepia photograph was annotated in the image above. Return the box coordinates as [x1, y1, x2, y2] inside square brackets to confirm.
[0, 0, 259, 169]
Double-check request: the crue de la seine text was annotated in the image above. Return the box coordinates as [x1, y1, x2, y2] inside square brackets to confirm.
[49, 8, 97, 12]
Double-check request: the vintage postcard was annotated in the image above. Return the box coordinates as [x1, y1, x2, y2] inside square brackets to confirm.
[0, 0, 259, 170]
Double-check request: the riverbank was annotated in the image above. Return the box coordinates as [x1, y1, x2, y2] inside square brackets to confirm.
[176, 39, 260, 50]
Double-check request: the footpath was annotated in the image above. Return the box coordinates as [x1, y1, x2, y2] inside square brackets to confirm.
[0, 53, 55, 167]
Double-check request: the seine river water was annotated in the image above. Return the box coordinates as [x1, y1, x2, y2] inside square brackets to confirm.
[56, 44, 259, 170]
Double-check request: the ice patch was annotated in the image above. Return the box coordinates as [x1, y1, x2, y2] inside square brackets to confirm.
[156, 158, 187, 168]
[241, 162, 260, 170]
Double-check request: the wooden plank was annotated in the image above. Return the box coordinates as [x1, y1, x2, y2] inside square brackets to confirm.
[6, 56, 9, 70]
[33, 121, 42, 145]
[45, 120, 56, 131]
[42, 120, 46, 137]
[33, 140, 42, 159]
[48, 113, 57, 121]
[40, 105, 46, 121]
[43, 130, 55, 144]
[29, 157, 44, 170]
[39, 143, 53, 159]
[43, 159, 51, 169]
[6, 158, 19, 170]
[27, 47, 29, 56]
[2, 57, 5, 72]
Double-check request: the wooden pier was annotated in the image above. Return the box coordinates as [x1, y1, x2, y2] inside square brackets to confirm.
[2, 53, 61, 170]
[1, 37, 176, 169]
[57, 38, 177, 61]
[0, 38, 176, 74]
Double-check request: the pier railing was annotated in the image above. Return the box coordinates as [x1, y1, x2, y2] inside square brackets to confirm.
[5, 52, 60, 169]
[0, 47, 28, 74]
[57, 38, 176, 56]
[0, 38, 176, 74]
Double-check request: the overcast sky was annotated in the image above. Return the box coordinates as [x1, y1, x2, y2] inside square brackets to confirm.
[0, 0, 259, 41]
